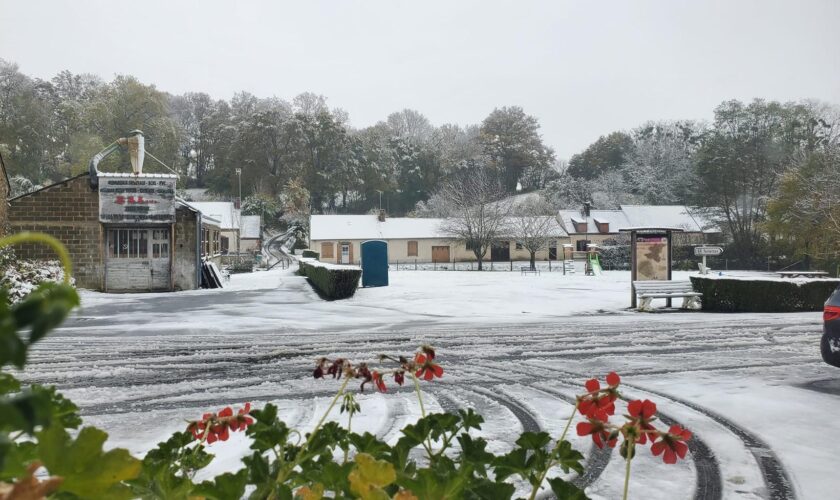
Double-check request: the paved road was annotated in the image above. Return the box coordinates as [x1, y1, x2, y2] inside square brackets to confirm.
[23, 299, 831, 498]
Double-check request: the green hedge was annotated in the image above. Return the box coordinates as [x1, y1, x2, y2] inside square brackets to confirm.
[301, 250, 319, 259]
[690, 276, 840, 312]
[298, 259, 361, 300]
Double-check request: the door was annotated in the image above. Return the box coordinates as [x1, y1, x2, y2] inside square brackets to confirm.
[431, 246, 450, 263]
[549, 241, 558, 260]
[491, 241, 510, 261]
[340, 243, 351, 264]
[150, 229, 171, 291]
[106, 228, 171, 292]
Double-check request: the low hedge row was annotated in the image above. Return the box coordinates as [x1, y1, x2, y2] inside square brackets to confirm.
[690, 276, 840, 312]
[301, 250, 319, 259]
[298, 259, 361, 300]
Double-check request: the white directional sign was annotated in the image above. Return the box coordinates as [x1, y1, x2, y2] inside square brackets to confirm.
[694, 246, 723, 256]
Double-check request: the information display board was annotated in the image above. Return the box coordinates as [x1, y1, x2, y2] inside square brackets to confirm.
[635, 234, 669, 281]
[99, 175, 176, 223]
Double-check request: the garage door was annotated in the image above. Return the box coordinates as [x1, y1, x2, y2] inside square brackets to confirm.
[431, 246, 450, 263]
[105, 228, 171, 292]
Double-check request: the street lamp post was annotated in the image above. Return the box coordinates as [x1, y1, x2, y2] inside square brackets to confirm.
[235, 168, 242, 259]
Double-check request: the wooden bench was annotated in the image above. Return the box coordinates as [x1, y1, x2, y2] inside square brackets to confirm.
[633, 280, 702, 311]
[521, 266, 541, 276]
[777, 271, 829, 279]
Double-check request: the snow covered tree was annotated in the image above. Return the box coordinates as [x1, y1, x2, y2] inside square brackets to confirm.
[508, 198, 559, 270]
[479, 107, 555, 192]
[437, 165, 512, 270]
[566, 131, 633, 180]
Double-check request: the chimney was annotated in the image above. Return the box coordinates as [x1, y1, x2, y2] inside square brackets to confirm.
[118, 130, 145, 175]
[378, 209, 386, 222]
[582, 201, 591, 218]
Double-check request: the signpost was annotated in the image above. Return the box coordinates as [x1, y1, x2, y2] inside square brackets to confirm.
[694, 246, 723, 275]
[621, 227, 683, 308]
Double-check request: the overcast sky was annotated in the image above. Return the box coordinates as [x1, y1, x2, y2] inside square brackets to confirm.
[1, 0, 838, 158]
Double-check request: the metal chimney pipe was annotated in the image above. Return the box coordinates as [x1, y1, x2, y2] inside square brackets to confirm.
[122, 130, 145, 175]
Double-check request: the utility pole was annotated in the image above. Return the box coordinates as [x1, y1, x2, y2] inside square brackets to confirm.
[235, 168, 242, 259]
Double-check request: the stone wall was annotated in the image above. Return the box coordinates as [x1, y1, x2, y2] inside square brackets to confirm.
[173, 206, 198, 291]
[8, 174, 103, 289]
[0, 155, 8, 236]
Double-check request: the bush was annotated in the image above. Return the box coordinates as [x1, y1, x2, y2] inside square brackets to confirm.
[301, 250, 319, 259]
[299, 258, 361, 300]
[690, 276, 840, 312]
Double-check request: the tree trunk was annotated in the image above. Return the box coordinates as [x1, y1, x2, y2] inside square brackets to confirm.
[529, 251, 536, 270]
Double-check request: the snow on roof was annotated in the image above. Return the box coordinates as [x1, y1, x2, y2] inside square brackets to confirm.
[241, 215, 261, 239]
[311, 214, 567, 240]
[558, 210, 629, 233]
[620, 205, 720, 233]
[97, 172, 178, 178]
[189, 202, 240, 230]
[310, 215, 446, 240]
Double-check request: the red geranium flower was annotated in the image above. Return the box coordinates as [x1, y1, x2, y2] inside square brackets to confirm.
[576, 409, 617, 449]
[651, 424, 692, 464]
[414, 353, 443, 381]
[394, 370, 405, 386]
[625, 399, 658, 444]
[187, 403, 254, 443]
[372, 371, 387, 393]
[578, 378, 616, 418]
[606, 372, 620, 387]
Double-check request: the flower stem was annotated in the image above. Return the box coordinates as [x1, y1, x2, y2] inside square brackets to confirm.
[559, 400, 579, 443]
[623, 438, 635, 500]
[411, 373, 426, 417]
[275, 375, 351, 488]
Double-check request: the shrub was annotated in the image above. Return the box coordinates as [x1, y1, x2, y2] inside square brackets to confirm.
[299, 258, 361, 300]
[301, 250, 320, 259]
[690, 276, 840, 312]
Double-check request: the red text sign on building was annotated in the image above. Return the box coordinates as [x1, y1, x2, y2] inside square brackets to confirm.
[98, 175, 176, 223]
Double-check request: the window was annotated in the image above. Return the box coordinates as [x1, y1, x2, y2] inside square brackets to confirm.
[515, 241, 523, 250]
[574, 222, 588, 233]
[407, 240, 418, 257]
[107, 229, 148, 258]
[321, 242, 334, 259]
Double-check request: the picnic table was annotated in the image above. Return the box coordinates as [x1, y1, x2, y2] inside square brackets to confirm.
[777, 271, 829, 278]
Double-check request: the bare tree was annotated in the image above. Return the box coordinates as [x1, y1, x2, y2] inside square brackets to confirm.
[508, 198, 562, 270]
[437, 167, 511, 270]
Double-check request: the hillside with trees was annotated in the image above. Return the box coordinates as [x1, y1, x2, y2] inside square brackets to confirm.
[2, 58, 840, 270]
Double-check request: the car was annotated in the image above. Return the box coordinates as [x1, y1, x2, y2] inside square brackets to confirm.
[821, 285, 840, 367]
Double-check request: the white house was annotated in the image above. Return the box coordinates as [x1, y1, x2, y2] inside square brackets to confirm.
[309, 213, 568, 265]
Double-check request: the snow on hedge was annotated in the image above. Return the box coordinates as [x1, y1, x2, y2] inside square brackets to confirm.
[296, 256, 361, 271]
[2, 260, 75, 303]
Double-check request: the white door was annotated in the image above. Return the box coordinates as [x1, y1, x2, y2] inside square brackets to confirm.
[105, 228, 171, 292]
[340, 244, 350, 264]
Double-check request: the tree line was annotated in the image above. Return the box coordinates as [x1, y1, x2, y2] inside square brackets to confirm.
[2, 58, 840, 269]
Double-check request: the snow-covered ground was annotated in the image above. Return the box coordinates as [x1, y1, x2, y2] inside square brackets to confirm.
[17, 267, 839, 499]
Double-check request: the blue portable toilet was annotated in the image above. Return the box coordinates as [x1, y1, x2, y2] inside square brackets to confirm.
[361, 240, 389, 287]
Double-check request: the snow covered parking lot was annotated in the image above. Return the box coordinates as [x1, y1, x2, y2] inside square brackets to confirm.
[16, 268, 840, 499]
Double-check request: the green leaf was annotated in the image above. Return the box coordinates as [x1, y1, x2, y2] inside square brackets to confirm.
[492, 448, 531, 482]
[396, 466, 468, 500]
[30, 384, 82, 429]
[0, 389, 55, 434]
[193, 469, 248, 500]
[458, 408, 484, 431]
[515, 432, 551, 450]
[348, 453, 395, 500]
[247, 404, 292, 453]
[348, 432, 392, 458]
[551, 440, 585, 475]
[464, 477, 515, 499]
[547, 477, 590, 500]
[0, 373, 21, 394]
[37, 425, 141, 499]
[457, 434, 494, 476]
[0, 439, 37, 481]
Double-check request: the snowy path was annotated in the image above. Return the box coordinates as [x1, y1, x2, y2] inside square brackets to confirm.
[15, 268, 840, 499]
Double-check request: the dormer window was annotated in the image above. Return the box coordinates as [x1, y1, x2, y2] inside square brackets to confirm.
[574, 221, 588, 233]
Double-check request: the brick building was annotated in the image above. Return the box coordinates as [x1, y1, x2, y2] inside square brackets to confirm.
[8, 172, 212, 292]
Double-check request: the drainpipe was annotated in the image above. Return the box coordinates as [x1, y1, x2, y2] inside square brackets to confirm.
[196, 213, 203, 289]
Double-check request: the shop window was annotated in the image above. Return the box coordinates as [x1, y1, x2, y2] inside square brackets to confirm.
[108, 229, 148, 258]
[407, 241, 418, 257]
